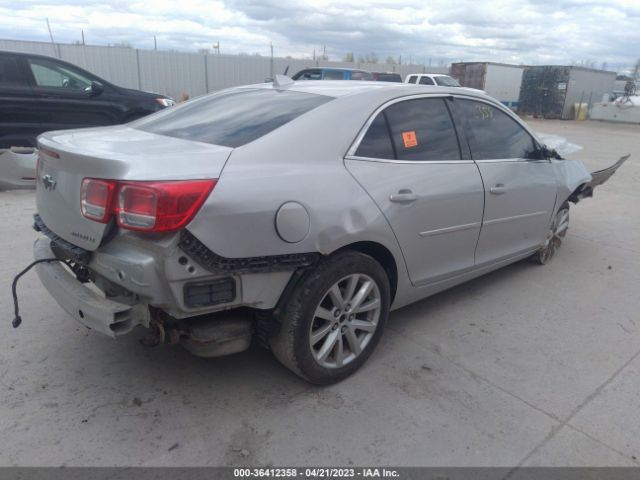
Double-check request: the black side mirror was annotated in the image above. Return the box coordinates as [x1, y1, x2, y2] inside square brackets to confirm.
[538, 145, 563, 160]
[527, 143, 562, 161]
[85, 81, 104, 97]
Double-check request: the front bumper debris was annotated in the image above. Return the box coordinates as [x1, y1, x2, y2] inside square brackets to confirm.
[570, 154, 630, 203]
[33, 237, 149, 337]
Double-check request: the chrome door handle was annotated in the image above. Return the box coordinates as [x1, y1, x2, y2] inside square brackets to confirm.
[389, 189, 418, 204]
[490, 184, 506, 195]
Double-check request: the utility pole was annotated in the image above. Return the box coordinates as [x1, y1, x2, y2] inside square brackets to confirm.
[154, 35, 157, 50]
[269, 41, 274, 80]
[46, 18, 55, 44]
[81, 29, 85, 45]
[45, 18, 60, 58]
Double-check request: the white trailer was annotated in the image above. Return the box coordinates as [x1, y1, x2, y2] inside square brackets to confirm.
[450, 62, 525, 110]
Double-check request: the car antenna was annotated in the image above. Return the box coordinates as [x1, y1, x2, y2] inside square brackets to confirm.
[283, 65, 289, 75]
[273, 74, 294, 88]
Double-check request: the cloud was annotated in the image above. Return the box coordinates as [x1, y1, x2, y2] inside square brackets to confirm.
[0, 0, 637, 69]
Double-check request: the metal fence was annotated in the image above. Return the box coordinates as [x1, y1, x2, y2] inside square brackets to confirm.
[0, 39, 449, 99]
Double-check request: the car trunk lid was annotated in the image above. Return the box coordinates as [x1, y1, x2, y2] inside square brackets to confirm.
[36, 125, 232, 251]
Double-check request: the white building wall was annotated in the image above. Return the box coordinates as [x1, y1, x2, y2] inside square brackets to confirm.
[1, 38, 448, 99]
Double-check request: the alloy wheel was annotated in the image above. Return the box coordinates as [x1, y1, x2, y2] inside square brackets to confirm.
[538, 206, 570, 264]
[309, 273, 381, 369]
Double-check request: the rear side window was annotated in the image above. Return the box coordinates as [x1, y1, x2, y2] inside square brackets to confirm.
[455, 99, 536, 159]
[351, 71, 372, 80]
[384, 98, 460, 161]
[375, 73, 402, 82]
[323, 70, 344, 80]
[419, 76, 435, 85]
[132, 89, 332, 148]
[407, 76, 417, 84]
[0, 55, 26, 86]
[355, 112, 395, 159]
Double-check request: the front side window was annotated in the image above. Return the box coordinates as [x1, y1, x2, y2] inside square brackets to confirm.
[407, 76, 417, 84]
[0, 55, 26, 86]
[455, 99, 536, 160]
[419, 76, 435, 85]
[28, 58, 93, 90]
[132, 88, 333, 148]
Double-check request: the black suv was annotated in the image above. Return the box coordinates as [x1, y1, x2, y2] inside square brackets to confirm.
[371, 72, 402, 82]
[0, 50, 175, 149]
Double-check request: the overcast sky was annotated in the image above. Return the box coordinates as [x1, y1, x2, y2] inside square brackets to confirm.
[1, 0, 638, 70]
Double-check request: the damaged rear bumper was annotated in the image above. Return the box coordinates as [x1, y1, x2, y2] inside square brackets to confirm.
[34, 237, 150, 337]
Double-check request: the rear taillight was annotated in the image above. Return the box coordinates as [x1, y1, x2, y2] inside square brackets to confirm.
[116, 180, 216, 232]
[81, 178, 116, 223]
[80, 179, 216, 232]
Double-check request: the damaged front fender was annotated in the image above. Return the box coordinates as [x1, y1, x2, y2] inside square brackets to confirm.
[568, 154, 630, 203]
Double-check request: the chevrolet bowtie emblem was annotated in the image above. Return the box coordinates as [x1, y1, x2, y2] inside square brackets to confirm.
[42, 174, 56, 191]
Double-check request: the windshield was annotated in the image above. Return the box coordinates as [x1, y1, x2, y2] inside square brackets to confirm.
[132, 89, 332, 147]
[435, 76, 461, 87]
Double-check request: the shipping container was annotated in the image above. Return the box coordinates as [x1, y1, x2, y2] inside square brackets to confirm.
[518, 66, 616, 120]
[450, 62, 524, 109]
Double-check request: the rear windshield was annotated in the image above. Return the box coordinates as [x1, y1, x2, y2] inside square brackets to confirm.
[434, 76, 461, 87]
[132, 89, 333, 147]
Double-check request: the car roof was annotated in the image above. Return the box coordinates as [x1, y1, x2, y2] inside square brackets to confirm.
[238, 80, 490, 102]
[299, 67, 368, 72]
[409, 73, 450, 77]
[1, 50, 64, 62]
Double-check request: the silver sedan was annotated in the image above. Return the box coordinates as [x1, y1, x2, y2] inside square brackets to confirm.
[24, 78, 627, 384]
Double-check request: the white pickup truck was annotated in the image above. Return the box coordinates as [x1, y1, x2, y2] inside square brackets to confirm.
[405, 73, 485, 94]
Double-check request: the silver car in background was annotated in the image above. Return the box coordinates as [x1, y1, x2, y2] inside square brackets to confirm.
[25, 79, 627, 384]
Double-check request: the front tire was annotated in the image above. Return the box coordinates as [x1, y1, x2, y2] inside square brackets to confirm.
[534, 202, 570, 265]
[270, 250, 390, 384]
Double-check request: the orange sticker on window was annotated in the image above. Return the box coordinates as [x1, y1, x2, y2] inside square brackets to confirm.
[402, 130, 418, 148]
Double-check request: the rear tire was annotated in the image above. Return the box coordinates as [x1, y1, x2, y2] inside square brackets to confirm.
[270, 250, 390, 384]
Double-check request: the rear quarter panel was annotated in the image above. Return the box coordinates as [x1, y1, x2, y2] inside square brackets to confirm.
[186, 93, 410, 303]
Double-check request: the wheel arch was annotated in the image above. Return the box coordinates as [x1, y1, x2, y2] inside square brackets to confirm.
[333, 241, 398, 304]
